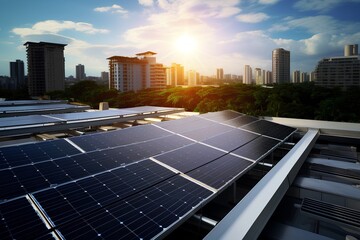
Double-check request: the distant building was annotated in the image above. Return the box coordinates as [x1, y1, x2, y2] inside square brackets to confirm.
[309, 71, 316, 82]
[272, 48, 290, 84]
[108, 51, 166, 92]
[167, 63, 184, 86]
[255, 68, 263, 85]
[101, 71, 109, 81]
[76, 64, 86, 80]
[301, 72, 309, 83]
[314, 44, 360, 89]
[187, 70, 199, 86]
[10, 59, 25, 89]
[216, 68, 224, 80]
[293, 70, 300, 83]
[24, 41, 66, 96]
[244, 65, 252, 84]
[265, 71, 272, 84]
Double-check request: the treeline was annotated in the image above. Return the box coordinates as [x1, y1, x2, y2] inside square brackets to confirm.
[46, 80, 360, 123]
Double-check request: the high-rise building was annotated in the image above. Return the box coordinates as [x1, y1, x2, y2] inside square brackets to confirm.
[76, 64, 86, 80]
[167, 63, 184, 86]
[293, 70, 300, 83]
[101, 71, 109, 81]
[244, 65, 252, 84]
[108, 51, 166, 92]
[255, 68, 263, 85]
[24, 41, 66, 96]
[301, 72, 309, 82]
[315, 44, 360, 89]
[216, 68, 224, 80]
[187, 70, 199, 86]
[265, 71, 272, 84]
[272, 48, 290, 84]
[10, 59, 25, 89]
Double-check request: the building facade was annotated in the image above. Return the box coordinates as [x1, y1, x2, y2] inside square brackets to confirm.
[24, 41, 66, 96]
[167, 63, 184, 86]
[293, 70, 300, 83]
[108, 51, 166, 92]
[272, 48, 290, 84]
[216, 68, 224, 80]
[244, 65, 252, 84]
[76, 64, 86, 81]
[10, 59, 25, 89]
[315, 44, 360, 89]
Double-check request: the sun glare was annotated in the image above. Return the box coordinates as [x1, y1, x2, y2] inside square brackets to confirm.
[175, 34, 198, 54]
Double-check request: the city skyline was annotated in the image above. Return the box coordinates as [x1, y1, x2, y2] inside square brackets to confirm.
[1, 0, 360, 77]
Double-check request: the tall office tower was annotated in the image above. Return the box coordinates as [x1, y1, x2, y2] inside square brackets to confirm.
[309, 71, 316, 82]
[24, 41, 66, 96]
[272, 48, 290, 84]
[315, 44, 360, 89]
[76, 64, 86, 80]
[10, 59, 25, 89]
[293, 70, 300, 83]
[168, 63, 184, 86]
[254, 68, 263, 85]
[244, 65, 252, 84]
[108, 51, 166, 92]
[265, 71, 272, 84]
[301, 72, 309, 82]
[187, 70, 199, 86]
[216, 68, 224, 80]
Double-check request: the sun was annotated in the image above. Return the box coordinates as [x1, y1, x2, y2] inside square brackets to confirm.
[175, 34, 198, 54]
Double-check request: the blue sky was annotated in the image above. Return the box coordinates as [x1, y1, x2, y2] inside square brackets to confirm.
[1, 0, 360, 77]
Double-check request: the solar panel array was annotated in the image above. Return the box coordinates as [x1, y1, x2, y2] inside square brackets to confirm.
[0, 110, 296, 239]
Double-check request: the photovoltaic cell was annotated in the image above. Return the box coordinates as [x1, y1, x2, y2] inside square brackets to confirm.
[0, 197, 50, 240]
[0, 139, 81, 170]
[69, 124, 172, 151]
[186, 154, 253, 189]
[202, 128, 259, 152]
[232, 136, 280, 161]
[241, 119, 296, 140]
[55, 175, 212, 240]
[154, 143, 226, 173]
[200, 110, 243, 122]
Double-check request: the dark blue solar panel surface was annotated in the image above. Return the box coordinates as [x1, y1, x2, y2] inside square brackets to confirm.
[203, 128, 259, 152]
[155, 116, 217, 133]
[154, 143, 226, 173]
[0, 139, 80, 170]
[232, 136, 280, 161]
[51, 109, 135, 121]
[200, 110, 243, 121]
[186, 154, 253, 189]
[181, 123, 234, 141]
[0, 198, 51, 240]
[0, 103, 86, 113]
[70, 124, 172, 151]
[55, 175, 211, 240]
[241, 119, 296, 140]
[224, 115, 259, 127]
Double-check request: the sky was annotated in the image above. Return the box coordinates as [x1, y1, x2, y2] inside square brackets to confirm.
[1, 0, 360, 77]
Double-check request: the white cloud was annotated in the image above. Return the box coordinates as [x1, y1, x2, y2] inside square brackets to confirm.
[259, 0, 280, 4]
[94, 4, 128, 15]
[12, 20, 109, 37]
[138, 0, 154, 7]
[294, 0, 360, 12]
[236, 13, 270, 23]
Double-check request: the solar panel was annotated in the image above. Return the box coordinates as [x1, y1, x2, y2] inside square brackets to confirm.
[180, 123, 234, 141]
[154, 143, 226, 173]
[50, 109, 135, 121]
[241, 119, 296, 140]
[0, 115, 62, 128]
[224, 115, 259, 128]
[155, 116, 216, 133]
[0, 197, 51, 240]
[33, 160, 175, 225]
[54, 175, 212, 240]
[69, 124, 172, 151]
[186, 154, 253, 189]
[0, 139, 81, 170]
[232, 136, 280, 161]
[0, 103, 87, 114]
[202, 128, 259, 152]
[200, 110, 244, 121]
